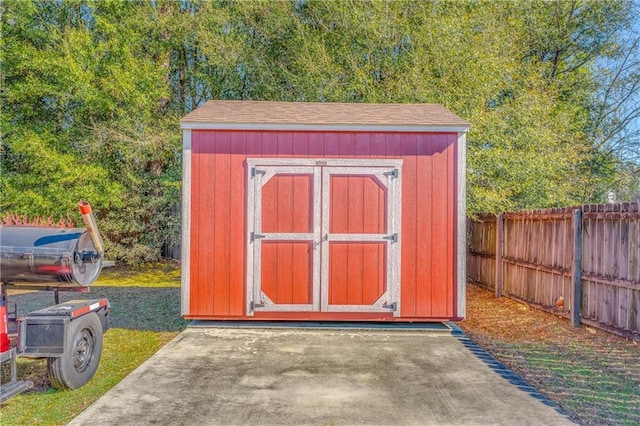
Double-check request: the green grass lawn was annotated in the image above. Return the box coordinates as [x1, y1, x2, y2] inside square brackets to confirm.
[0, 263, 188, 425]
[488, 341, 640, 425]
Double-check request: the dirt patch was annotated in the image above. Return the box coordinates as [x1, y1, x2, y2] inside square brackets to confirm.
[459, 284, 640, 425]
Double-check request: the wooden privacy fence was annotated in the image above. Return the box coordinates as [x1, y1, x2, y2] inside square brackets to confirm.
[467, 202, 640, 341]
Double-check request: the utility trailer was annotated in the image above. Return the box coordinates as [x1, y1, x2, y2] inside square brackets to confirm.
[0, 202, 110, 403]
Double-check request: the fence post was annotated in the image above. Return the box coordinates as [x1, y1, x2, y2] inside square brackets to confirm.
[571, 208, 582, 327]
[495, 213, 503, 298]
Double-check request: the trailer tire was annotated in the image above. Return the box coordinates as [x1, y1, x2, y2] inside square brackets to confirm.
[47, 312, 103, 390]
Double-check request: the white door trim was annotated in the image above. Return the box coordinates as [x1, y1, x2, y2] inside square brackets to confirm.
[246, 163, 321, 315]
[320, 165, 402, 316]
[246, 158, 402, 316]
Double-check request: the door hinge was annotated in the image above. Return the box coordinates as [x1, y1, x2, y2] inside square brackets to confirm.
[383, 233, 398, 243]
[383, 169, 398, 179]
[383, 302, 397, 311]
[250, 301, 265, 311]
[250, 232, 266, 242]
[251, 168, 266, 178]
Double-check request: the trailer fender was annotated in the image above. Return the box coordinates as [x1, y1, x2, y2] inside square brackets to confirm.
[18, 299, 109, 357]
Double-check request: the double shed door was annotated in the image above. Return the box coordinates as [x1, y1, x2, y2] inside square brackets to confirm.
[247, 159, 402, 317]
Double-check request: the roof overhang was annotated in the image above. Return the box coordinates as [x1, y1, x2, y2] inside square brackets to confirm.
[180, 122, 469, 133]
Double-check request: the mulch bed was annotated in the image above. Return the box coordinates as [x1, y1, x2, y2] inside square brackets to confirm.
[459, 284, 640, 425]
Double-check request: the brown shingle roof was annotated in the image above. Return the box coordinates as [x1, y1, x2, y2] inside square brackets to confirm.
[180, 100, 469, 131]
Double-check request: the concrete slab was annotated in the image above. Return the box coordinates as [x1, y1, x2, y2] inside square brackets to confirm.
[69, 327, 575, 425]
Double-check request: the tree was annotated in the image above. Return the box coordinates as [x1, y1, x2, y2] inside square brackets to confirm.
[2, 0, 638, 262]
[1, 0, 180, 263]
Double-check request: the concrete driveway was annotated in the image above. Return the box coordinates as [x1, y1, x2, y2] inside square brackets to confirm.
[69, 324, 574, 425]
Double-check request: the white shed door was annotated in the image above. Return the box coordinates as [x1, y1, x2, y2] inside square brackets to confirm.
[247, 159, 402, 316]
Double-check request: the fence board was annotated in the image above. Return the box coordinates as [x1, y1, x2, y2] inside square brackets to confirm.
[468, 202, 640, 341]
[467, 216, 497, 291]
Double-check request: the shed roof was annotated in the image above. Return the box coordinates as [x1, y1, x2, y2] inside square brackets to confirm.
[180, 100, 469, 132]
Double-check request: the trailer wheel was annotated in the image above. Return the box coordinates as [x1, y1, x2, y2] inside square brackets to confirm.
[47, 312, 103, 390]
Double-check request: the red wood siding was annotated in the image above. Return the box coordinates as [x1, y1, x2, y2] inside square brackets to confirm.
[330, 176, 386, 234]
[328, 175, 387, 306]
[329, 242, 386, 305]
[262, 241, 313, 304]
[189, 130, 457, 320]
[262, 174, 312, 233]
[261, 173, 314, 305]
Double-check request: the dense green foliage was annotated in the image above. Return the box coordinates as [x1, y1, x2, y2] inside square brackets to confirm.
[2, 0, 639, 263]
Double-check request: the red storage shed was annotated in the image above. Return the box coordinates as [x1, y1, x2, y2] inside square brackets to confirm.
[180, 101, 469, 322]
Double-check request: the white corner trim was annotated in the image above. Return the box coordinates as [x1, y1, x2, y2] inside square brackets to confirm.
[456, 132, 467, 319]
[181, 129, 192, 316]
